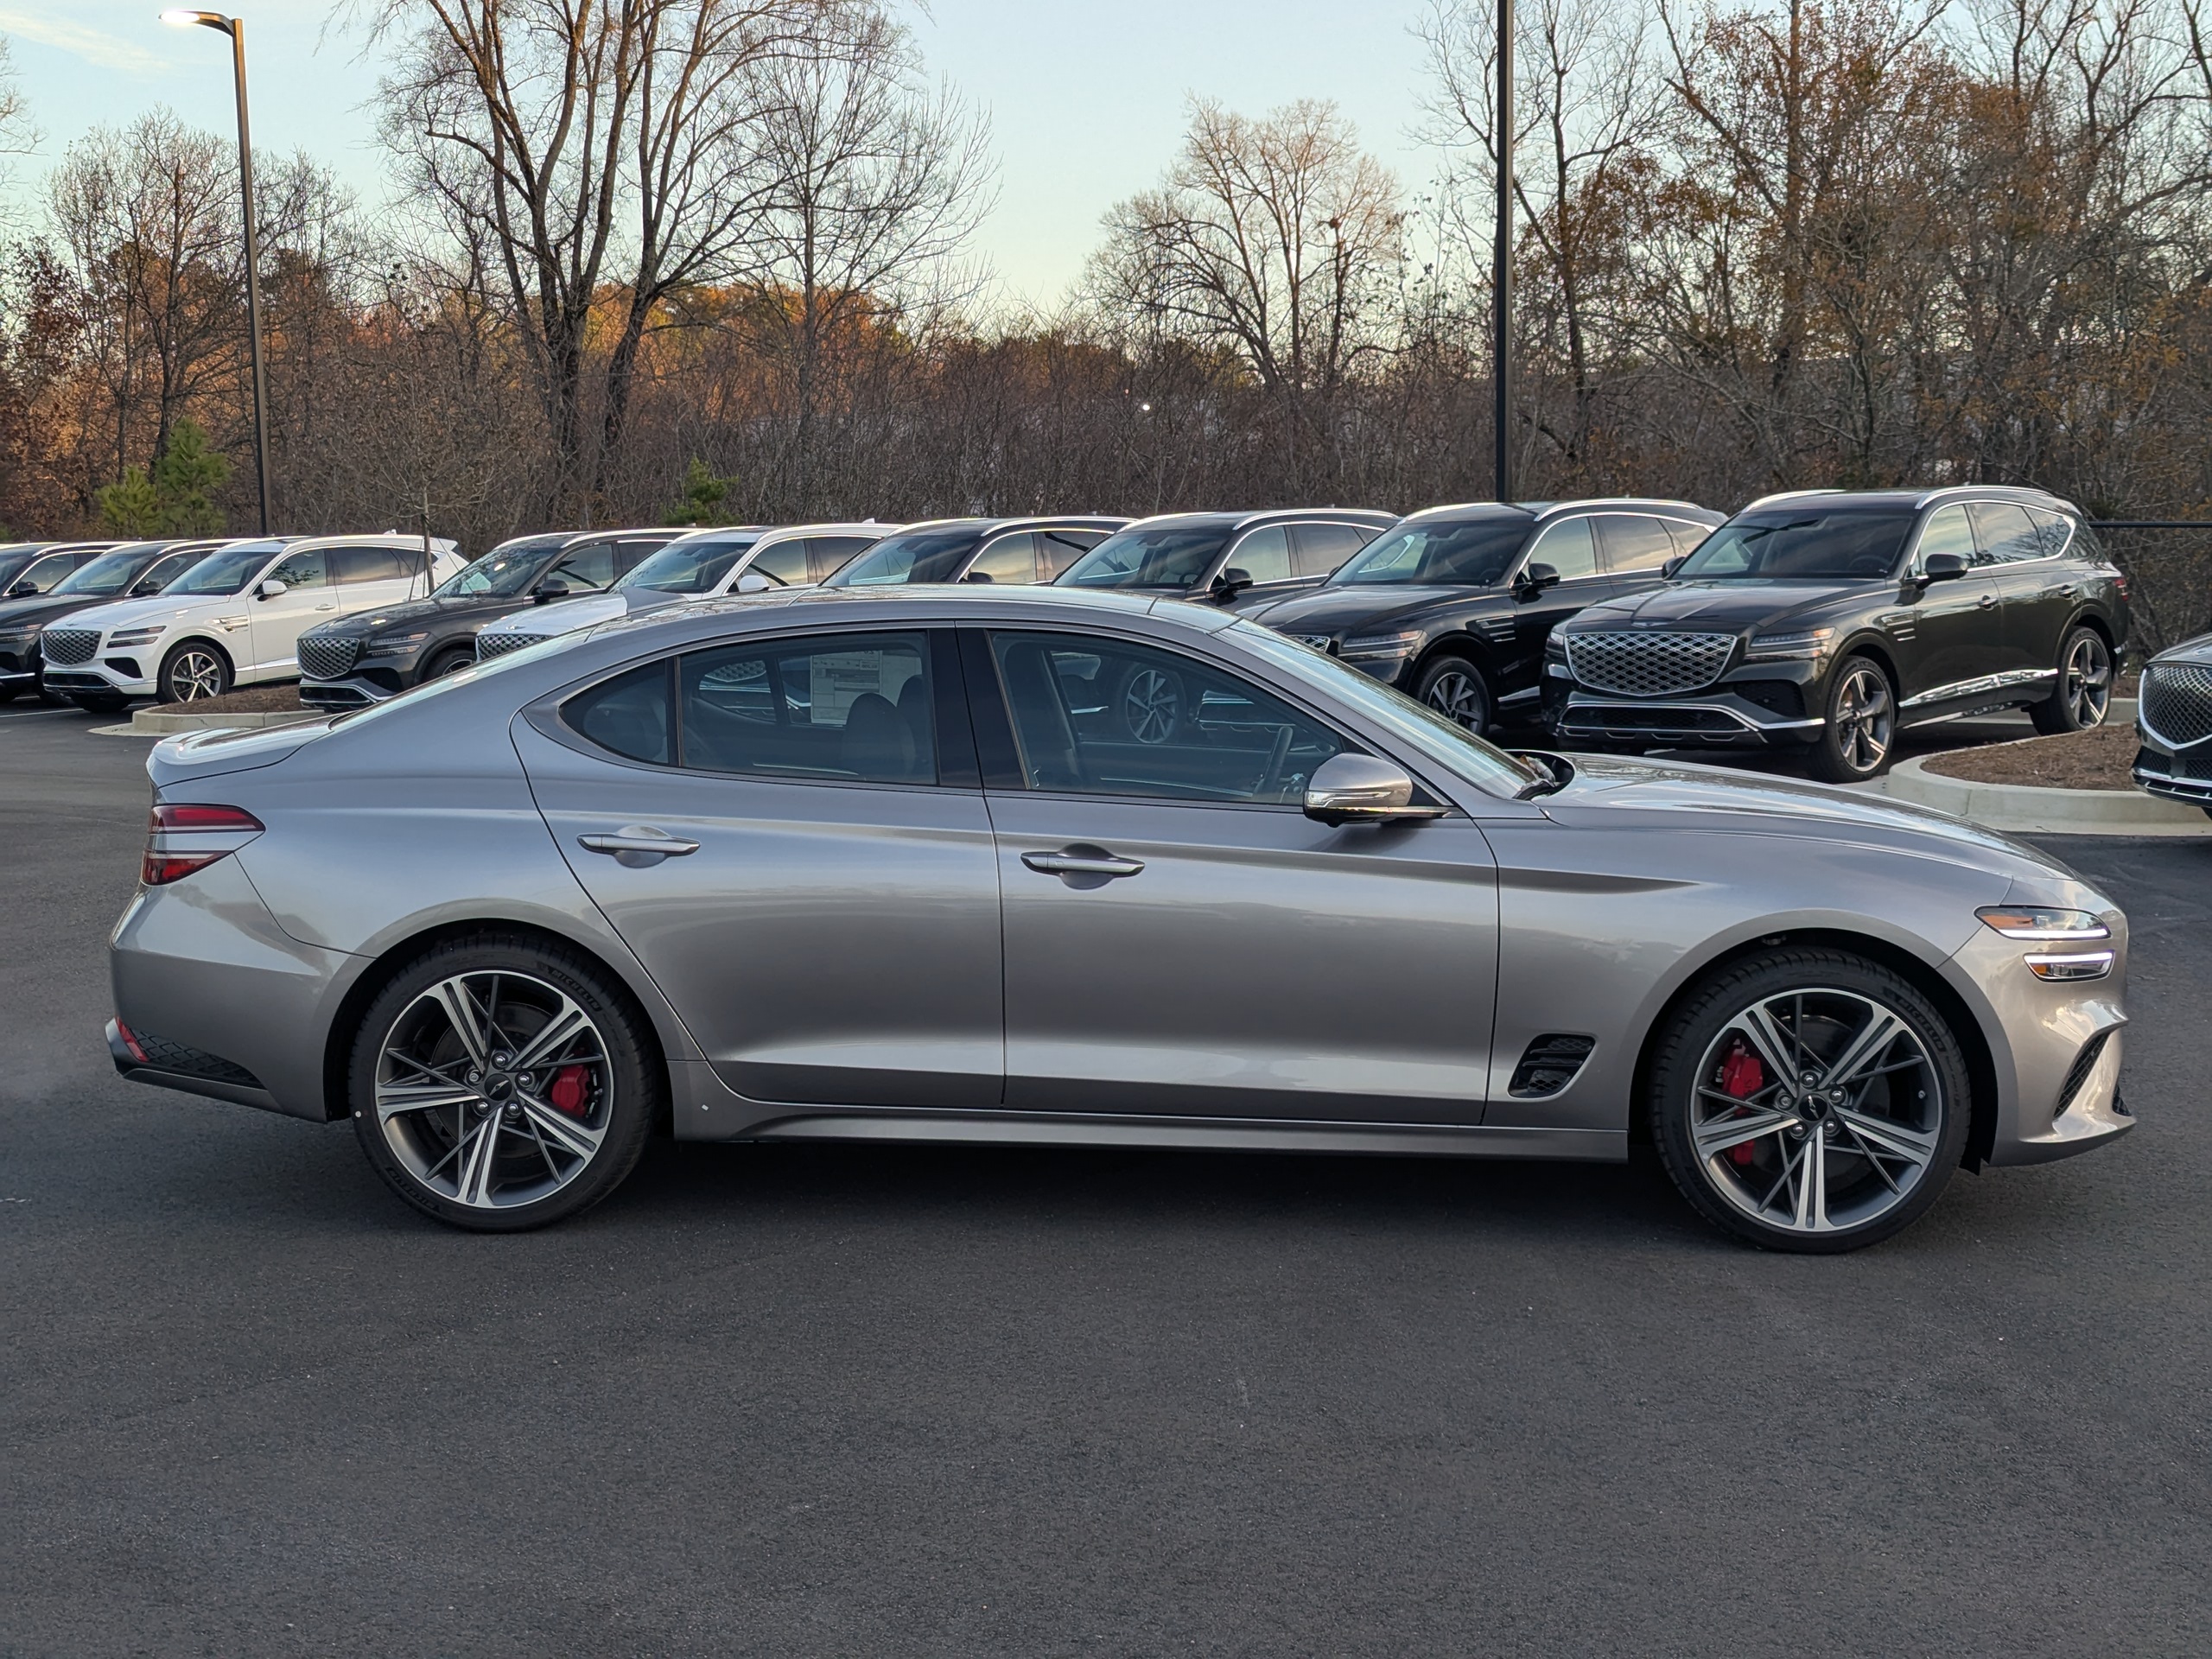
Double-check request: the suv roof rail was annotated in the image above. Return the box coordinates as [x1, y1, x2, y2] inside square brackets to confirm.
[1741, 488, 1847, 512]
[1531, 496, 1716, 519]
[1911, 483, 2069, 510]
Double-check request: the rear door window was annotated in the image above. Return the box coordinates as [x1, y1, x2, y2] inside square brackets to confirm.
[1594, 514, 1677, 574]
[1288, 523, 1371, 579]
[329, 544, 415, 584]
[1967, 502, 2044, 564]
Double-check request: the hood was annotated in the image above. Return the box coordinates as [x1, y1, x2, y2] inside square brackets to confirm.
[62, 590, 238, 635]
[1573, 579, 1872, 635]
[0, 591, 105, 632]
[1244, 583, 1478, 635]
[2151, 630, 2212, 668]
[149, 717, 335, 787]
[310, 592, 519, 639]
[484, 588, 675, 638]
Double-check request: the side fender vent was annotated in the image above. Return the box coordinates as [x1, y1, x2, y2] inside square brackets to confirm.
[1509, 1033, 1596, 1098]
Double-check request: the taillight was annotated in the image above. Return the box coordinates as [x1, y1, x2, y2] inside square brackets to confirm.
[142, 802, 264, 886]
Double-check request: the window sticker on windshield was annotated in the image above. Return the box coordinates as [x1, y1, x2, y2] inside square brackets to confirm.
[809, 650, 919, 728]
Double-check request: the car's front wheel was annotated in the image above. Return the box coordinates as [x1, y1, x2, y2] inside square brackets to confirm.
[158, 639, 232, 703]
[423, 645, 475, 681]
[348, 934, 659, 1231]
[1648, 947, 1971, 1252]
[1806, 656, 1895, 782]
[2030, 626, 2113, 734]
[1416, 654, 1492, 734]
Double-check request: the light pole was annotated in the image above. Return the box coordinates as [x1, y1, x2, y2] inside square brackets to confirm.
[160, 10, 272, 535]
[1494, 0, 1514, 503]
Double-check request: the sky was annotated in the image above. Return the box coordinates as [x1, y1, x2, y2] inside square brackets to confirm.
[0, 0, 1447, 304]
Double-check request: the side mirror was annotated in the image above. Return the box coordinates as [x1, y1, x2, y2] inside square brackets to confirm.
[1513, 561, 1561, 600]
[532, 579, 569, 604]
[733, 571, 772, 594]
[257, 578, 288, 599]
[1302, 753, 1449, 827]
[1918, 551, 1967, 584]
[963, 569, 995, 583]
[6, 580, 35, 597]
[1660, 555, 1685, 579]
[1211, 566, 1255, 601]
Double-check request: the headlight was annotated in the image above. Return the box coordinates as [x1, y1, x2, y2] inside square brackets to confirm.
[1978, 906, 2113, 979]
[1544, 634, 1567, 659]
[380, 631, 432, 650]
[1338, 630, 1423, 663]
[108, 626, 165, 647]
[1745, 626, 1834, 660]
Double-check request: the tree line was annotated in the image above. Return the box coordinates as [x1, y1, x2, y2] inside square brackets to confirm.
[1, 0, 2209, 639]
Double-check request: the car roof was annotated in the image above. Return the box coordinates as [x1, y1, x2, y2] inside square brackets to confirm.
[1112, 508, 1397, 532]
[1738, 486, 2081, 515]
[1399, 498, 1720, 524]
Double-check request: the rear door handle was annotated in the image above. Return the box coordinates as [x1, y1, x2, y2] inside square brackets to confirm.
[579, 826, 701, 867]
[1021, 849, 1145, 878]
[1977, 594, 1997, 608]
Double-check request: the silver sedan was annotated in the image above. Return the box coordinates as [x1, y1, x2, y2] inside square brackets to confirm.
[108, 587, 2133, 1250]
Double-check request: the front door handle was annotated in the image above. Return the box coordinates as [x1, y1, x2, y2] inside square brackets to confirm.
[1976, 593, 1997, 608]
[579, 825, 702, 868]
[1021, 849, 1145, 878]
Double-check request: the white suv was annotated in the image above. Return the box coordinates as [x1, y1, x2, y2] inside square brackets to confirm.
[42, 533, 463, 710]
[473, 522, 893, 662]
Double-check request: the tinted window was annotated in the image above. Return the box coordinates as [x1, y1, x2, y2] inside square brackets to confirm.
[1967, 502, 2043, 565]
[1524, 517, 1599, 582]
[827, 527, 988, 587]
[1334, 518, 1529, 586]
[1057, 524, 1232, 590]
[1915, 505, 1976, 569]
[1596, 514, 1677, 574]
[1666, 520, 1712, 559]
[680, 631, 934, 785]
[266, 548, 329, 589]
[548, 542, 619, 590]
[613, 537, 674, 575]
[987, 630, 1347, 804]
[747, 538, 812, 586]
[2026, 505, 2077, 560]
[1679, 511, 1915, 580]
[167, 539, 289, 596]
[330, 544, 416, 584]
[53, 543, 168, 596]
[622, 531, 762, 593]
[565, 660, 672, 766]
[435, 537, 572, 600]
[1224, 525, 1293, 585]
[132, 551, 200, 594]
[806, 536, 878, 582]
[10, 552, 78, 594]
[968, 533, 1039, 585]
[1289, 522, 1372, 579]
[1035, 529, 1104, 582]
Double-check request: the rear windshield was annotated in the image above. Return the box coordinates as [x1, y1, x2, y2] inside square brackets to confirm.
[1332, 519, 1529, 586]
[1675, 511, 1915, 581]
[825, 527, 986, 587]
[1057, 524, 1231, 590]
[166, 539, 288, 596]
[620, 531, 764, 594]
[53, 543, 169, 596]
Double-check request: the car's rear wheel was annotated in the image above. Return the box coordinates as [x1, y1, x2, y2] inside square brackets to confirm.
[349, 935, 659, 1231]
[1649, 947, 1971, 1252]
[2030, 626, 2113, 734]
[159, 640, 232, 703]
[1416, 654, 1492, 734]
[1805, 656, 1895, 782]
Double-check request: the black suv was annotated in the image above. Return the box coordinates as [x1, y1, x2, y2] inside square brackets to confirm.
[0, 538, 223, 703]
[824, 518, 1129, 589]
[0, 541, 122, 599]
[1544, 486, 2130, 782]
[1242, 499, 1719, 733]
[1052, 510, 1396, 609]
[298, 529, 679, 709]
[2132, 633, 2212, 815]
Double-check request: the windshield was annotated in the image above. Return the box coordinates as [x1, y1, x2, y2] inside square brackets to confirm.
[1057, 524, 1231, 590]
[165, 538, 288, 596]
[619, 531, 763, 594]
[434, 536, 570, 599]
[825, 527, 985, 587]
[1332, 519, 1530, 586]
[53, 543, 169, 596]
[1228, 620, 1541, 797]
[1676, 511, 1915, 581]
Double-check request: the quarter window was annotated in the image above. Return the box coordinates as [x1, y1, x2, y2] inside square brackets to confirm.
[2024, 505, 2077, 560]
[680, 632, 935, 785]
[1224, 525, 1294, 585]
[1594, 514, 1677, 573]
[1966, 502, 2043, 564]
[1524, 516, 1599, 581]
[984, 630, 1347, 804]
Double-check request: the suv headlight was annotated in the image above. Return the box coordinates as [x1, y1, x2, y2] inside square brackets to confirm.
[1745, 626, 1834, 661]
[1338, 630, 1423, 664]
[1977, 906, 2113, 979]
[108, 626, 165, 647]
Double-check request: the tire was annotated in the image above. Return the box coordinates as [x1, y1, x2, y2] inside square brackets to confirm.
[423, 645, 476, 681]
[1416, 654, 1493, 734]
[1648, 947, 1972, 1253]
[1805, 655, 1896, 783]
[347, 932, 661, 1232]
[2029, 625, 2113, 734]
[69, 692, 130, 715]
[158, 639, 232, 704]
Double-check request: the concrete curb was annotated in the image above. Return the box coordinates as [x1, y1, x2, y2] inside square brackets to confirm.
[127, 707, 317, 734]
[1884, 750, 2212, 836]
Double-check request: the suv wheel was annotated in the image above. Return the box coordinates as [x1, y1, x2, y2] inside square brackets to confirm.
[1648, 947, 1971, 1252]
[424, 645, 476, 680]
[159, 640, 232, 703]
[2029, 626, 2113, 734]
[1806, 656, 1894, 782]
[349, 933, 659, 1232]
[1416, 655, 1492, 734]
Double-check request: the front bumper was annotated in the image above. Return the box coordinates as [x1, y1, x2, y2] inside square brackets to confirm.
[43, 660, 157, 697]
[1546, 683, 1825, 747]
[2131, 730, 2212, 808]
[300, 671, 404, 710]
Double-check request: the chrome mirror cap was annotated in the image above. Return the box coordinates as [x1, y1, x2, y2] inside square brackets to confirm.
[1303, 753, 1446, 826]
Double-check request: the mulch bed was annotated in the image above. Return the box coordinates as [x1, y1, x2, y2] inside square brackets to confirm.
[153, 683, 305, 714]
[1920, 721, 2139, 790]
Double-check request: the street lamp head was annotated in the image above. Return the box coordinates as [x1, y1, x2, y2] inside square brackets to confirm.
[160, 10, 235, 33]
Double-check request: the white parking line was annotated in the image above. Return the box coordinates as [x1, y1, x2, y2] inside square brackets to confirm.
[0, 706, 74, 721]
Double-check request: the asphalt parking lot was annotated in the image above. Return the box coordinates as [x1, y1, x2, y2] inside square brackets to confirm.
[3, 700, 2208, 1656]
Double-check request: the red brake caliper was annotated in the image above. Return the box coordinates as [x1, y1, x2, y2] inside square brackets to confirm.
[1719, 1042, 1764, 1165]
[548, 1065, 591, 1116]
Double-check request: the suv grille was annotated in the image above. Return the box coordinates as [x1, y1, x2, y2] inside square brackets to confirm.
[297, 634, 361, 681]
[475, 631, 535, 661]
[2142, 663, 2212, 747]
[1565, 631, 1736, 697]
[41, 627, 99, 666]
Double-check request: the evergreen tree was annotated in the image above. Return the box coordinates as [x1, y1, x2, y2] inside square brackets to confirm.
[664, 457, 735, 526]
[96, 467, 163, 537]
[152, 418, 230, 534]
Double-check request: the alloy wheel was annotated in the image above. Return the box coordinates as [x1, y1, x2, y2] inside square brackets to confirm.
[1831, 663, 1892, 774]
[2063, 632, 2112, 728]
[166, 648, 226, 702]
[373, 970, 612, 1211]
[1122, 667, 1182, 744]
[1423, 669, 1488, 731]
[1688, 987, 1943, 1237]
